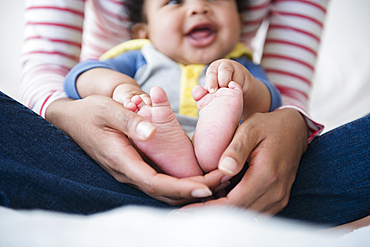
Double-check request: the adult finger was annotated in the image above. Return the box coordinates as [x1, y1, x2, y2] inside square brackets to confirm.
[156, 170, 227, 205]
[217, 115, 262, 176]
[187, 169, 226, 192]
[206, 109, 306, 212]
[90, 127, 214, 205]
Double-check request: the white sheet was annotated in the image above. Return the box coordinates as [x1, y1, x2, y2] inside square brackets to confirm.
[1, 205, 369, 246]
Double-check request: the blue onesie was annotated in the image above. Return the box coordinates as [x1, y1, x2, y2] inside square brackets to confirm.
[64, 39, 281, 133]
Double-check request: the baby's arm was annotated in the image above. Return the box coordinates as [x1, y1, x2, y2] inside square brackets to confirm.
[205, 59, 281, 120]
[76, 67, 150, 112]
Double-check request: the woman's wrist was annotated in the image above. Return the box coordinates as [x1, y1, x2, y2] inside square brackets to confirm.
[275, 108, 309, 153]
[45, 98, 76, 132]
[278, 105, 324, 143]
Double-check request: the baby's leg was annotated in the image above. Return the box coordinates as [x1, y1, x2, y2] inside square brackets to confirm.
[132, 87, 203, 178]
[192, 81, 243, 173]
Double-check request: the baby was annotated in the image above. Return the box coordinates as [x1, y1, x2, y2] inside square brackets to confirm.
[64, 0, 281, 178]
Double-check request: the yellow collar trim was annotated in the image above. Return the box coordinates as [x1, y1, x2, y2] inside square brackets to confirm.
[99, 39, 253, 61]
[225, 42, 253, 60]
[99, 39, 151, 61]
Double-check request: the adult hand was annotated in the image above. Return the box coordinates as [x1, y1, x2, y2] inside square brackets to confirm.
[46, 96, 224, 205]
[184, 108, 309, 215]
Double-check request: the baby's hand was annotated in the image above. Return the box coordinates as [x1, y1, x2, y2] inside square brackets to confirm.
[205, 59, 252, 96]
[113, 84, 151, 112]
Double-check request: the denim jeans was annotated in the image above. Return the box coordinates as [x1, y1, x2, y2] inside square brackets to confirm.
[1, 91, 369, 226]
[0, 92, 171, 214]
[277, 113, 370, 226]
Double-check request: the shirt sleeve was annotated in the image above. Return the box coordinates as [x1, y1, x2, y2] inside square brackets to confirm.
[264, 0, 327, 140]
[234, 56, 282, 112]
[63, 50, 146, 99]
[20, 0, 85, 117]
[241, 0, 328, 141]
[20, 0, 130, 118]
[63, 60, 117, 100]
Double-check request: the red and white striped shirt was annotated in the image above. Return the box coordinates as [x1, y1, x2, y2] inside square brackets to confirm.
[20, 0, 327, 140]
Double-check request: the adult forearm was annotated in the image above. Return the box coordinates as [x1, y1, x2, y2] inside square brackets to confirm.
[45, 98, 78, 134]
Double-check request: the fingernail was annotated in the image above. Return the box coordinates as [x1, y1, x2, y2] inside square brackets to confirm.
[142, 96, 151, 105]
[191, 188, 212, 198]
[219, 157, 238, 175]
[214, 181, 231, 192]
[136, 121, 155, 139]
[209, 88, 217, 94]
[221, 175, 233, 184]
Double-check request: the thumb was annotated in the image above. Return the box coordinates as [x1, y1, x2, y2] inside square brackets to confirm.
[99, 97, 156, 141]
[218, 122, 259, 176]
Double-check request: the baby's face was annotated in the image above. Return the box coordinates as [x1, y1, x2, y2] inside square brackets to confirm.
[140, 0, 242, 65]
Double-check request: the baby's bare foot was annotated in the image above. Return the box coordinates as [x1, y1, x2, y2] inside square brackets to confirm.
[133, 87, 203, 178]
[192, 81, 243, 173]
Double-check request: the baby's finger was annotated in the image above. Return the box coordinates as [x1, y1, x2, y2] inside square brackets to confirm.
[140, 94, 152, 106]
[131, 95, 142, 104]
[125, 102, 138, 112]
[113, 94, 136, 112]
[217, 60, 234, 88]
[205, 60, 221, 93]
[131, 94, 150, 109]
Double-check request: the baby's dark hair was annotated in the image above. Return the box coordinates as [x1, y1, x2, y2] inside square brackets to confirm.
[125, 0, 146, 26]
[125, 0, 247, 26]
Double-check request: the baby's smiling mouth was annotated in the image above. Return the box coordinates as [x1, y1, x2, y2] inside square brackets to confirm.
[187, 24, 216, 39]
[186, 24, 217, 47]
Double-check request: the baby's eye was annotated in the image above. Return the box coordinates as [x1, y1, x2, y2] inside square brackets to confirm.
[167, 0, 184, 5]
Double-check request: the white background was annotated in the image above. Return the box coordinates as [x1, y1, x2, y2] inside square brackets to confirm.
[0, 0, 25, 101]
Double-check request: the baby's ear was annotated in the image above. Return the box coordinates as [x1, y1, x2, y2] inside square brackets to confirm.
[131, 23, 149, 39]
[239, 13, 244, 27]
